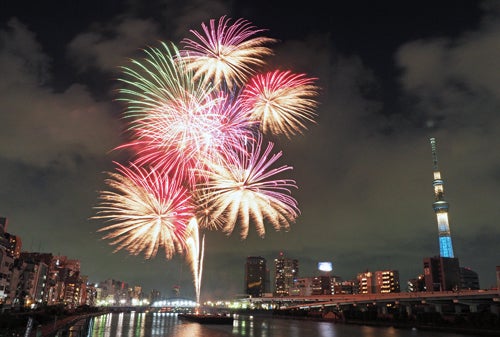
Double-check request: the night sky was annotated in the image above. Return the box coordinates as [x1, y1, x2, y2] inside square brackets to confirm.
[1, 0, 499, 300]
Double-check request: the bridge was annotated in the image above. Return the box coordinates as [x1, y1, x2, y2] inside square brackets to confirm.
[102, 297, 198, 313]
[237, 289, 500, 315]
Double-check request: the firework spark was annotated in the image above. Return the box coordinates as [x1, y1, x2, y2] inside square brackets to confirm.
[181, 16, 276, 89]
[241, 70, 319, 138]
[192, 189, 226, 231]
[116, 42, 214, 180]
[196, 136, 299, 239]
[117, 41, 211, 121]
[125, 92, 256, 185]
[93, 162, 193, 259]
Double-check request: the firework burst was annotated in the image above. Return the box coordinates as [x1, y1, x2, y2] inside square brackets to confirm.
[196, 136, 299, 239]
[94, 162, 193, 259]
[95, 16, 320, 299]
[181, 16, 276, 89]
[241, 70, 319, 138]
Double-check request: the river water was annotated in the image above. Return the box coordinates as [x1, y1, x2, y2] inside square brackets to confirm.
[83, 312, 480, 337]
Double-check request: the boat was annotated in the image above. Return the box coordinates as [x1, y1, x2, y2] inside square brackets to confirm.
[178, 313, 234, 325]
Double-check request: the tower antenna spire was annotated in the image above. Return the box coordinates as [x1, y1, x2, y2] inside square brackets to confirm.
[430, 137, 439, 171]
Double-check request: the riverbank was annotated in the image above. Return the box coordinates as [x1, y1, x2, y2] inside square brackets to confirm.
[0, 306, 104, 337]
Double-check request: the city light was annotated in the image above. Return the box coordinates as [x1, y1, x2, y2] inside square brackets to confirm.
[318, 262, 333, 272]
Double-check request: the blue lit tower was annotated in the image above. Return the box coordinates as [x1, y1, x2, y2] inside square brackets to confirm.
[429, 137, 455, 258]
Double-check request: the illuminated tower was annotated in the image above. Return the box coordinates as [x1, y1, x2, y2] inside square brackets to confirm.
[429, 137, 454, 258]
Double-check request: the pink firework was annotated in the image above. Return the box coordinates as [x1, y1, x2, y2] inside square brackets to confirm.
[93, 162, 194, 259]
[196, 136, 299, 238]
[181, 16, 276, 89]
[241, 70, 319, 138]
[124, 91, 256, 186]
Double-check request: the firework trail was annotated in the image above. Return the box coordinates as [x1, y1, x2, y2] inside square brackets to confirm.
[242, 70, 319, 138]
[184, 218, 205, 304]
[181, 15, 276, 89]
[94, 162, 193, 259]
[196, 136, 299, 239]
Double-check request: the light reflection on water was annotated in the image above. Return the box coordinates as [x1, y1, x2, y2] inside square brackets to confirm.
[85, 312, 474, 337]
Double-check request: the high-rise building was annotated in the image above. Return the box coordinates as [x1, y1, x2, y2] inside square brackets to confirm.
[0, 220, 22, 304]
[423, 256, 461, 291]
[63, 273, 82, 308]
[460, 267, 480, 290]
[18, 253, 52, 305]
[407, 274, 425, 292]
[0, 217, 22, 259]
[40, 255, 84, 306]
[374, 270, 400, 293]
[0, 246, 14, 304]
[245, 256, 267, 297]
[357, 271, 374, 294]
[97, 279, 128, 305]
[11, 257, 49, 308]
[274, 252, 298, 296]
[357, 270, 400, 294]
[3, 233, 22, 259]
[429, 137, 455, 258]
[332, 280, 357, 295]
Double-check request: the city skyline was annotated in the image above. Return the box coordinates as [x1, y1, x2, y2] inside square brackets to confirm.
[1, 0, 499, 298]
[0, 219, 491, 299]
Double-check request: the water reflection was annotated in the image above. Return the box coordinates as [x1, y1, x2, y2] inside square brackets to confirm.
[289, 321, 300, 337]
[88, 313, 113, 337]
[136, 313, 145, 337]
[126, 312, 134, 337]
[85, 312, 477, 337]
[233, 316, 306, 337]
[116, 313, 123, 337]
[317, 322, 336, 337]
[175, 321, 202, 337]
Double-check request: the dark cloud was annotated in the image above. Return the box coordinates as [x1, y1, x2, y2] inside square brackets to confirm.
[68, 18, 162, 73]
[396, 2, 500, 129]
